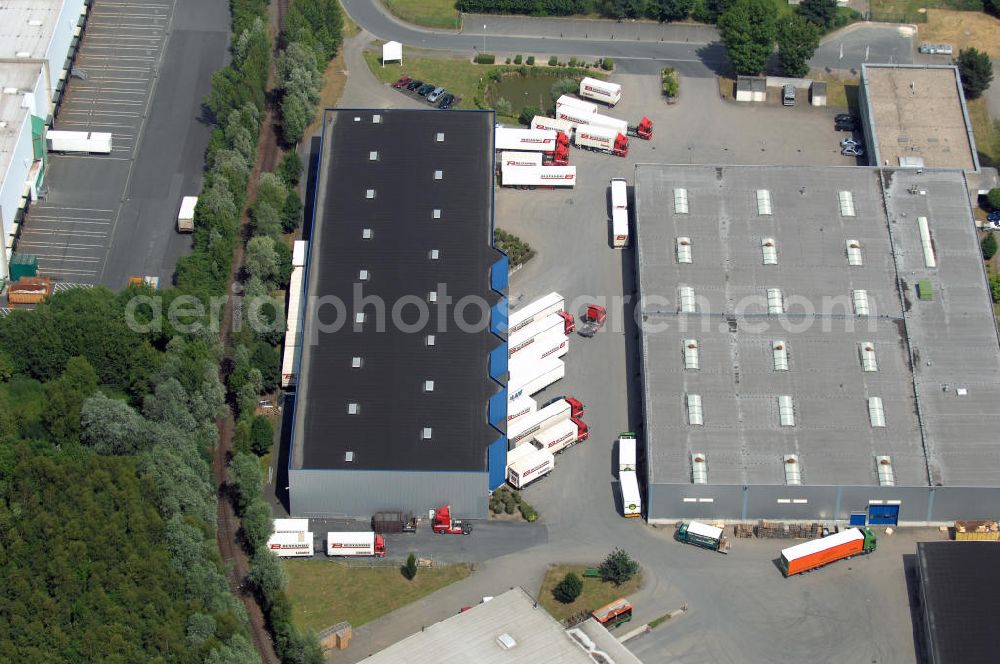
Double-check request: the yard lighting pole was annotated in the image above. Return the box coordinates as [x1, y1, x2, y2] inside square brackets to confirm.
[483, 24, 487, 53]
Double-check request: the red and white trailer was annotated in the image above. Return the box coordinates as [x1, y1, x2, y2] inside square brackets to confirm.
[612, 208, 629, 248]
[508, 356, 564, 401]
[509, 292, 565, 334]
[508, 311, 575, 358]
[589, 112, 629, 135]
[506, 442, 555, 489]
[273, 518, 309, 534]
[579, 77, 622, 106]
[500, 164, 576, 188]
[267, 531, 314, 557]
[555, 102, 597, 128]
[326, 532, 387, 557]
[507, 394, 537, 424]
[499, 151, 543, 167]
[508, 396, 580, 445]
[531, 115, 576, 138]
[557, 94, 599, 115]
[574, 125, 629, 157]
[533, 416, 589, 453]
[495, 127, 562, 152]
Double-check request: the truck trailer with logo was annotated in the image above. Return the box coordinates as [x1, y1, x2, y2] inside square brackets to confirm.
[506, 442, 555, 489]
[326, 532, 387, 557]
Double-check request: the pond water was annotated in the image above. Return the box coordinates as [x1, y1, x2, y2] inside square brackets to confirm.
[486, 72, 578, 117]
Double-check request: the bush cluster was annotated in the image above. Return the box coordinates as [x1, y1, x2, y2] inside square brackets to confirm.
[495, 229, 535, 267]
[661, 67, 679, 97]
[456, 0, 587, 15]
[475, 53, 497, 64]
[489, 486, 539, 521]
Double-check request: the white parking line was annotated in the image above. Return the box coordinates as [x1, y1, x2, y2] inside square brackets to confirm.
[61, 110, 142, 117]
[26, 216, 112, 224]
[28, 251, 104, 261]
[69, 99, 147, 107]
[49, 154, 131, 161]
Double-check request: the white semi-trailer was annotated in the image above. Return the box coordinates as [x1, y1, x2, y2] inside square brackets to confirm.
[556, 94, 599, 114]
[510, 330, 568, 363]
[506, 442, 555, 489]
[612, 208, 629, 248]
[46, 130, 112, 154]
[589, 112, 629, 135]
[533, 417, 589, 454]
[508, 397, 575, 445]
[495, 126, 561, 152]
[500, 164, 576, 188]
[574, 125, 628, 157]
[499, 151, 543, 167]
[507, 395, 538, 424]
[620, 471, 641, 518]
[326, 532, 387, 557]
[579, 77, 622, 106]
[508, 356, 564, 401]
[509, 292, 564, 333]
[272, 518, 309, 534]
[610, 178, 628, 210]
[618, 433, 637, 472]
[281, 251, 308, 388]
[531, 115, 576, 136]
[508, 311, 573, 358]
[267, 531, 314, 557]
[177, 196, 197, 233]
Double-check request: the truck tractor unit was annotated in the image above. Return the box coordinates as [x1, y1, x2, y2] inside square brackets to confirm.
[628, 117, 654, 140]
[532, 417, 589, 454]
[326, 532, 387, 557]
[578, 304, 608, 337]
[780, 527, 877, 577]
[506, 442, 555, 489]
[675, 521, 731, 553]
[578, 77, 622, 106]
[432, 505, 472, 535]
[573, 126, 629, 158]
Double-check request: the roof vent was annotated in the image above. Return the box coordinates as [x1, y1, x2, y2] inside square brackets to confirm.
[424, 380, 435, 392]
[756, 189, 772, 215]
[347, 403, 360, 415]
[761, 238, 777, 265]
[777, 395, 795, 427]
[354, 312, 365, 324]
[351, 356, 362, 368]
[372, 114, 382, 124]
[358, 269, 369, 281]
[421, 427, 433, 440]
[784, 454, 802, 485]
[853, 289, 870, 316]
[875, 455, 895, 486]
[692, 453, 708, 484]
[366, 189, 375, 199]
[428, 291, 438, 303]
[429, 249, 439, 260]
[676, 237, 692, 264]
[859, 342, 878, 372]
[426, 334, 436, 346]
[436, 132, 445, 142]
[28, 19, 44, 27]
[345, 451, 355, 463]
[868, 397, 886, 428]
[772, 340, 789, 371]
[362, 228, 373, 239]
[15, 52, 31, 58]
[673, 188, 689, 214]
[687, 394, 703, 426]
[766, 288, 784, 315]
[678, 286, 696, 313]
[433, 209, 441, 219]
[434, 170, 443, 180]
[354, 116, 362, 122]
[838, 191, 856, 217]
[369, 151, 378, 161]
[2, 87, 18, 95]
[683, 339, 699, 370]
[846, 239, 863, 266]
[496, 633, 517, 650]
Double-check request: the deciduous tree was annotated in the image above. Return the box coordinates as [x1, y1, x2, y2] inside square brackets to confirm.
[777, 14, 822, 78]
[718, 0, 777, 75]
[956, 48, 993, 99]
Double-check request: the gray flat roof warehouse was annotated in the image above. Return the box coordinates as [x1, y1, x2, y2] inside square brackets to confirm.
[634, 164, 1000, 523]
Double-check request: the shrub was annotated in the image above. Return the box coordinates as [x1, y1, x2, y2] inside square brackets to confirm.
[548, 55, 559, 66]
[569, 56, 578, 67]
[552, 572, 583, 604]
[983, 232, 998, 261]
[514, 54, 522, 64]
[277, 150, 303, 186]
[987, 187, 1000, 210]
[403, 553, 418, 580]
[495, 97, 513, 116]
[475, 53, 496, 64]
[519, 105, 542, 126]
[505, 57, 511, 64]
[661, 67, 680, 97]
[599, 548, 640, 586]
[602, 57, 614, 70]
[526, 55, 535, 65]
[519, 503, 538, 522]
[550, 77, 579, 102]
[495, 229, 535, 266]
[250, 414, 273, 455]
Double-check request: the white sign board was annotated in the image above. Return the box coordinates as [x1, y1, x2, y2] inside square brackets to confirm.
[382, 41, 402, 66]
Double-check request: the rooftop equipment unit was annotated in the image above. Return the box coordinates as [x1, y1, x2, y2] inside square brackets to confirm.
[859, 342, 878, 372]
[756, 189, 773, 215]
[853, 289, 870, 316]
[917, 216, 936, 268]
[868, 397, 886, 428]
[846, 240, 863, 266]
[674, 188, 689, 214]
[676, 237, 692, 264]
[678, 286, 697, 313]
[766, 288, 784, 314]
[772, 340, 789, 371]
[838, 191, 856, 217]
[761, 238, 778, 265]
[778, 395, 795, 427]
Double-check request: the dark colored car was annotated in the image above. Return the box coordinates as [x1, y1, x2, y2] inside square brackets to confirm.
[835, 123, 856, 132]
[835, 114, 854, 124]
[406, 79, 423, 91]
[437, 93, 455, 109]
[417, 83, 435, 96]
[987, 210, 1000, 223]
[392, 75, 412, 89]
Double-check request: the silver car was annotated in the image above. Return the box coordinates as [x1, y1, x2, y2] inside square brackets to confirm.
[427, 87, 446, 103]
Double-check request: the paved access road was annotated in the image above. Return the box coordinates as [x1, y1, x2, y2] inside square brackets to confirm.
[16, 0, 229, 287]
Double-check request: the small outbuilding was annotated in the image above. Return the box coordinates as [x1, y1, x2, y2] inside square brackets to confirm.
[381, 40, 402, 66]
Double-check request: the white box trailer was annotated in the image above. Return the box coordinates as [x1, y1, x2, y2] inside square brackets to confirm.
[589, 112, 629, 135]
[177, 196, 197, 233]
[507, 395, 537, 424]
[273, 518, 309, 534]
[508, 398, 572, 445]
[573, 125, 627, 156]
[499, 151, 543, 167]
[508, 356, 564, 401]
[506, 442, 554, 489]
[282, 265, 307, 388]
[610, 178, 628, 210]
[495, 127, 560, 152]
[620, 471, 641, 517]
[509, 327, 568, 361]
[326, 532, 386, 557]
[612, 208, 629, 248]
[533, 418, 582, 454]
[267, 531, 314, 557]
[618, 433, 637, 472]
[46, 130, 112, 154]
[531, 115, 576, 136]
[500, 164, 576, 188]
[509, 292, 564, 334]
[556, 94, 599, 114]
[508, 312, 570, 357]
[579, 77, 622, 106]
[292, 240, 308, 267]
[555, 102, 596, 127]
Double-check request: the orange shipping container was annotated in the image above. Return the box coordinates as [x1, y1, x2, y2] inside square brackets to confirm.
[779, 527, 877, 577]
[7, 277, 53, 305]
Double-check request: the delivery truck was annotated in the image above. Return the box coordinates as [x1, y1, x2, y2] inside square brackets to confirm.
[507, 394, 538, 424]
[779, 527, 877, 577]
[509, 292, 565, 334]
[579, 77, 622, 106]
[508, 356, 564, 401]
[495, 127, 562, 152]
[592, 598, 633, 629]
[675, 521, 731, 553]
[618, 433, 637, 472]
[573, 125, 628, 158]
[46, 130, 113, 154]
[500, 164, 576, 189]
[507, 396, 580, 445]
[612, 208, 629, 248]
[326, 532, 387, 557]
[177, 196, 197, 232]
[532, 417, 589, 453]
[267, 531, 314, 557]
[620, 471, 641, 518]
[500, 151, 543, 167]
[506, 442, 555, 489]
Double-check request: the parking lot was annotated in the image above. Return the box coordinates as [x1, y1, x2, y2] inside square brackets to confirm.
[16, 0, 228, 287]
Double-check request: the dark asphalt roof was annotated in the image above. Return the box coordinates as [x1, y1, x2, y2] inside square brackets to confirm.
[917, 541, 1000, 664]
[297, 109, 502, 472]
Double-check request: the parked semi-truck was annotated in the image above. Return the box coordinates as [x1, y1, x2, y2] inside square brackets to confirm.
[533, 416, 589, 453]
[507, 395, 538, 424]
[509, 292, 565, 334]
[177, 196, 197, 232]
[495, 127, 565, 152]
[46, 130, 113, 154]
[780, 527, 877, 577]
[531, 115, 576, 138]
[500, 164, 576, 188]
[508, 396, 581, 445]
[612, 208, 629, 248]
[579, 77, 622, 106]
[676, 521, 731, 553]
[326, 532, 387, 557]
[508, 356, 565, 401]
[611, 178, 628, 210]
[620, 471, 641, 518]
[281, 243, 308, 388]
[273, 518, 309, 534]
[557, 94, 599, 115]
[508, 311, 575, 358]
[267, 531, 314, 557]
[506, 441, 555, 489]
[574, 125, 629, 157]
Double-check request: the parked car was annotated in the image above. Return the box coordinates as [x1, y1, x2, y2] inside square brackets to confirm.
[919, 43, 953, 55]
[987, 210, 1000, 223]
[427, 87, 446, 103]
[842, 146, 865, 157]
[417, 83, 435, 96]
[393, 75, 412, 89]
[437, 93, 455, 110]
[835, 114, 854, 124]
[840, 138, 860, 149]
[406, 79, 423, 91]
[782, 84, 795, 106]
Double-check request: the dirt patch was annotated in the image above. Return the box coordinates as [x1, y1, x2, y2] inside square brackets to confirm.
[920, 9, 1000, 59]
[303, 50, 348, 142]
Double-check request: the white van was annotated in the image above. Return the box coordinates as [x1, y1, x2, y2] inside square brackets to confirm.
[782, 85, 795, 107]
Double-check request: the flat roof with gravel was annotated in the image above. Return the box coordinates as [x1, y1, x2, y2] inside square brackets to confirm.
[634, 164, 1000, 489]
[862, 65, 977, 170]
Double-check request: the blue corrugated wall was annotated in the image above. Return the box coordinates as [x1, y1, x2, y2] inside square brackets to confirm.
[488, 437, 508, 490]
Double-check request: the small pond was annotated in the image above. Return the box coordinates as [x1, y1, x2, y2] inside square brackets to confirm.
[485, 71, 581, 118]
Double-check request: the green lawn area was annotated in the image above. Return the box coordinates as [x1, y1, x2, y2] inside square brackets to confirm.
[869, 0, 982, 22]
[967, 97, 1000, 168]
[538, 565, 643, 623]
[383, 0, 461, 30]
[284, 560, 472, 633]
[340, 0, 360, 37]
[363, 51, 490, 110]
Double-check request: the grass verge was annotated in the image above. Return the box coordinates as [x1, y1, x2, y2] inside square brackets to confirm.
[870, 0, 982, 22]
[967, 97, 1000, 168]
[363, 51, 487, 110]
[340, 0, 360, 38]
[920, 9, 1000, 59]
[383, 0, 461, 30]
[807, 71, 859, 109]
[648, 612, 672, 629]
[284, 560, 472, 633]
[538, 564, 642, 623]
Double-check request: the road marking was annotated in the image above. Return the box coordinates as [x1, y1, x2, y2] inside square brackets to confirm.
[26, 216, 112, 224]
[30, 206, 113, 213]
[47, 154, 131, 161]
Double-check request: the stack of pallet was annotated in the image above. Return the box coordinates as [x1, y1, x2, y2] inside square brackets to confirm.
[954, 520, 1000, 541]
[733, 523, 755, 538]
[754, 521, 789, 538]
[754, 521, 825, 539]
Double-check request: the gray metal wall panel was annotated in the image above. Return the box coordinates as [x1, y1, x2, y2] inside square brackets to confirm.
[290, 469, 488, 519]
[648, 484, 744, 521]
[745, 486, 839, 521]
[929, 486, 1000, 521]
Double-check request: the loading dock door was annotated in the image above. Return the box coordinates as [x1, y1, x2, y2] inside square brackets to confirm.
[849, 512, 867, 526]
[868, 504, 899, 526]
